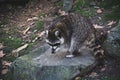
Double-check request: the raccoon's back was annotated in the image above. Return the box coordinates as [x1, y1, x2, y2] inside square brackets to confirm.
[63, 13, 95, 40]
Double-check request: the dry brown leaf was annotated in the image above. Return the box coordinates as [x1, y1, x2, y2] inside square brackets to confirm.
[32, 17, 39, 21]
[1, 69, 8, 75]
[58, 9, 68, 16]
[107, 21, 116, 26]
[27, 18, 33, 22]
[96, 9, 102, 13]
[93, 24, 103, 28]
[0, 50, 5, 58]
[101, 67, 106, 72]
[0, 43, 4, 49]
[89, 72, 98, 78]
[2, 61, 12, 66]
[75, 77, 81, 80]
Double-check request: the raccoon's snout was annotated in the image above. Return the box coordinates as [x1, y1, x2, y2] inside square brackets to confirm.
[45, 39, 61, 53]
[46, 42, 60, 54]
[51, 45, 59, 54]
[51, 48, 56, 54]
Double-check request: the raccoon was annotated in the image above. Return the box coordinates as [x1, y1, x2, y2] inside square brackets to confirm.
[45, 13, 104, 58]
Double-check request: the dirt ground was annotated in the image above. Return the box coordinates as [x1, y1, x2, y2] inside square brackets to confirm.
[0, 0, 120, 80]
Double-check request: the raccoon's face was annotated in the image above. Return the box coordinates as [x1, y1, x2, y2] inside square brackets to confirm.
[45, 29, 65, 54]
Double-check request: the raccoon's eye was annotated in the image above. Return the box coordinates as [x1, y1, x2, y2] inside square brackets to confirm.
[55, 31, 61, 38]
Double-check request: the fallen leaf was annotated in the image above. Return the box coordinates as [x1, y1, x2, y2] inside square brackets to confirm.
[27, 18, 32, 22]
[93, 24, 104, 28]
[107, 21, 116, 26]
[96, 9, 102, 13]
[0, 43, 4, 49]
[1, 69, 8, 75]
[2, 61, 12, 66]
[75, 77, 81, 80]
[89, 72, 98, 78]
[101, 67, 106, 72]
[58, 9, 68, 16]
[32, 17, 39, 20]
[0, 50, 5, 58]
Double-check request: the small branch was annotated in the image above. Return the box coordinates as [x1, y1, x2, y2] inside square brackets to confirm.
[23, 27, 30, 35]
[12, 44, 28, 57]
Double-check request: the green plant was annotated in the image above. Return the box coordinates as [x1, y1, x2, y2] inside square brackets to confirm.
[74, 0, 88, 10]
[35, 21, 44, 30]
[31, 34, 36, 40]
[55, 1, 63, 7]
[1, 37, 23, 53]
[100, 0, 120, 21]
[0, 18, 9, 26]
[73, 0, 95, 17]
[38, 13, 46, 18]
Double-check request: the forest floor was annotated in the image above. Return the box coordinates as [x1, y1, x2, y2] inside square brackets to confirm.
[0, 0, 120, 80]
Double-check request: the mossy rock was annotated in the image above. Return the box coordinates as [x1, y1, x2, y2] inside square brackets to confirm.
[10, 44, 95, 80]
[104, 21, 120, 57]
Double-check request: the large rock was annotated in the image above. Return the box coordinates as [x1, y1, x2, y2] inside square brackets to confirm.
[104, 21, 120, 57]
[10, 44, 95, 80]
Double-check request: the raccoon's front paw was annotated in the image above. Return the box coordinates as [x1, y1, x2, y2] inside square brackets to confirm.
[66, 51, 74, 58]
[66, 54, 74, 58]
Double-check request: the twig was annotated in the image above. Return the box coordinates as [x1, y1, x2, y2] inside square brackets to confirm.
[23, 27, 30, 35]
[12, 44, 28, 57]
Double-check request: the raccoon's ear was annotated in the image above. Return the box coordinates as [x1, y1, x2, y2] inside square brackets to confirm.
[55, 30, 60, 37]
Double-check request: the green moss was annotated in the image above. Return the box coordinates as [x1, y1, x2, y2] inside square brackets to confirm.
[100, 0, 120, 21]
[74, 7, 96, 17]
[1, 37, 23, 53]
[101, 76, 120, 80]
[38, 13, 46, 18]
[55, 1, 63, 7]
[0, 18, 9, 25]
[104, 11, 120, 21]
[73, 0, 88, 11]
[73, 0, 95, 17]
[31, 34, 36, 40]
[35, 21, 44, 30]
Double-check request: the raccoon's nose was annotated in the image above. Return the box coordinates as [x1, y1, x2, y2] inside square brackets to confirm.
[51, 45, 59, 54]
[51, 47, 56, 54]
